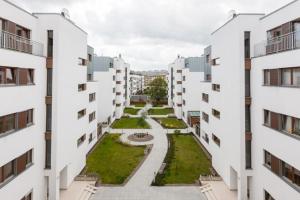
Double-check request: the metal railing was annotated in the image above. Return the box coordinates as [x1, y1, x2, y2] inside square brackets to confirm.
[0, 30, 44, 56]
[254, 31, 300, 57]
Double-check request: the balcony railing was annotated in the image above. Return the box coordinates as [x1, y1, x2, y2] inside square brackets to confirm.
[0, 30, 44, 56]
[254, 31, 300, 57]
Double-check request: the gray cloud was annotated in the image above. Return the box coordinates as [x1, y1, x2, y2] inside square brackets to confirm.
[13, 0, 293, 70]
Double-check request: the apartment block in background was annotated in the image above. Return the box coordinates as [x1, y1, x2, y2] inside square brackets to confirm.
[93, 55, 130, 124]
[129, 73, 144, 95]
[168, 56, 206, 126]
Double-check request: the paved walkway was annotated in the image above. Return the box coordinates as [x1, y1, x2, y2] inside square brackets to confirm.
[91, 111, 207, 200]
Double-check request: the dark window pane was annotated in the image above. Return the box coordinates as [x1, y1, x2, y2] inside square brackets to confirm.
[3, 161, 14, 180]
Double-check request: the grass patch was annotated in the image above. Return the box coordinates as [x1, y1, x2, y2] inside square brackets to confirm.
[85, 134, 146, 184]
[148, 108, 174, 115]
[153, 117, 187, 129]
[131, 102, 146, 107]
[124, 107, 141, 115]
[153, 134, 211, 185]
[111, 117, 150, 129]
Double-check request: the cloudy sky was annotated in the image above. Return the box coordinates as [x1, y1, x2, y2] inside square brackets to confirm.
[13, 0, 291, 70]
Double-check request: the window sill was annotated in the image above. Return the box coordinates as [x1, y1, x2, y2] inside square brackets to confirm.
[262, 84, 300, 88]
[0, 123, 35, 139]
[0, 83, 36, 87]
[262, 124, 300, 141]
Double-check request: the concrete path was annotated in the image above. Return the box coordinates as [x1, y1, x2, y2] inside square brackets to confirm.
[91, 109, 207, 200]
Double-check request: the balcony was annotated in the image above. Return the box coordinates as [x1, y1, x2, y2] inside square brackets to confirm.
[0, 30, 44, 56]
[254, 31, 300, 57]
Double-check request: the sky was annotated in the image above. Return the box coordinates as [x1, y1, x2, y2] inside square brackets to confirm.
[13, 0, 292, 70]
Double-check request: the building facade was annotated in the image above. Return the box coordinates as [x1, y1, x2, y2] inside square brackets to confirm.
[168, 56, 205, 126]
[129, 73, 143, 95]
[93, 55, 130, 124]
[0, 1, 109, 200]
[194, 1, 300, 200]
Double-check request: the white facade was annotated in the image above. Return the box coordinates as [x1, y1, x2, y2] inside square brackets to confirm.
[195, 1, 300, 200]
[168, 56, 203, 123]
[129, 74, 143, 95]
[0, 1, 101, 200]
[93, 55, 130, 124]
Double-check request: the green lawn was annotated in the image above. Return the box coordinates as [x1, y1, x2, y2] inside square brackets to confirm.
[154, 117, 187, 129]
[148, 108, 174, 115]
[155, 134, 211, 185]
[85, 134, 146, 184]
[124, 107, 141, 115]
[131, 102, 146, 107]
[111, 117, 151, 129]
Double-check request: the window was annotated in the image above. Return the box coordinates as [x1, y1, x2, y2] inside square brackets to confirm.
[2, 161, 15, 182]
[182, 76, 186, 81]
[177, 81, 182, 84]
[89, 93, 96, 102]
[78, 109, 86, 119]
[77, 134, 86, 147]
[202, 132, 209, 144]
[206, 54, 210, 63]
[88, 132, 94, 143]
[0, 149, 33, 186]
[264, 150, 300, 190]
[212, 84, 220, 92]
[89, 112, 96, 122]
[116, 81, 121, 84]
[177, 92, 182, 96]
[26, 109, 33, 125]
[264, 190, 275, 200]
[78, 84, 86, 91]
[116, 70, 121, 73]
[183, 88, 186, 93]
[177, 103, 182, 107]
[0, 67, 17, 85]
[116, 103, 121, 107]
[264, 110, 271, 126]
[78, 58, 87, 66]
[293, 68, 300, 86]
[264, 67, 300, 87]
[112, 100, 115, 105]
[281, 115, 292, 133]
[212, 58, 220, 66]
[293, 118, 300, 136]
[183, 100, 185, 105]
[19, 69, 34, 85]
[177, 70, 182, 73]
[113, 75, 116, 81]
[212, 134, 220, 147]
[116, 92, 121, 95]
[264, 109, 300, 138]
[113, 88, 115, 93]
[88, 54, 92, 62]
[264, 69, 271, 85]
[202, 93, 209, 103]
[212, 109, 220, 119]
[264, 151, 272, 168]
[281, 68, 292, 85]
[202, 112, 209, 123]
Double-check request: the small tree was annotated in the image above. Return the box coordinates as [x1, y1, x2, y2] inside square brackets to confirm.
[148, 77, 167, 105]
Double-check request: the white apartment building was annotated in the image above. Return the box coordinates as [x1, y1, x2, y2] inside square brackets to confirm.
[129, 73, 143, 95]
[195, 1, 300, 200]
[168, 56, 208, 126]
[93, 55, 130, 124]
[0, 1, 101, 200]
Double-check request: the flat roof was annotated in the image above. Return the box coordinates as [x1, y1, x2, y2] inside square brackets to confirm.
[260, 0, 299, 20]
[211, 13, 265, 35]
[3, 0, 38, 18]
[33, 13, 87, 34]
